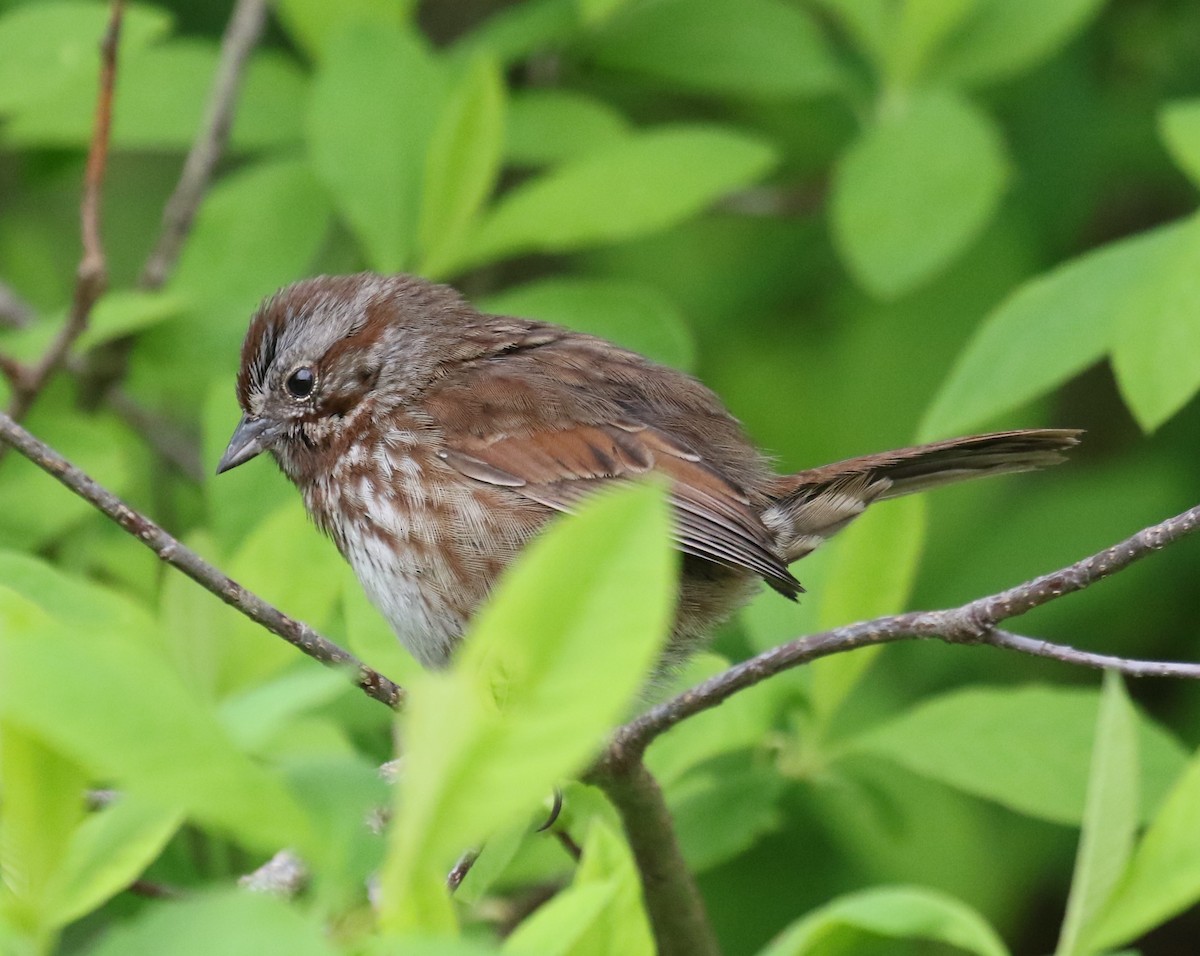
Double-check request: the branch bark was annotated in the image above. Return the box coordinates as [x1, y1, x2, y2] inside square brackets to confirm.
[0, 411, 405, 710]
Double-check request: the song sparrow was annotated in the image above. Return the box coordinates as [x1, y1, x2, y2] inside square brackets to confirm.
[218, 273, 1079, 669]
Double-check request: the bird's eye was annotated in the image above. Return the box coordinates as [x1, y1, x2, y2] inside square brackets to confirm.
[286, 367, 315, 399]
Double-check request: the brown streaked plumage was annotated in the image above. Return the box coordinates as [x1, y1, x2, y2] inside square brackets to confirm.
[218, 272, 1081, 669]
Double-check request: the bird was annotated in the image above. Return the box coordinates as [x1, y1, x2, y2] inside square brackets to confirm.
[217, 272, 1080, 671]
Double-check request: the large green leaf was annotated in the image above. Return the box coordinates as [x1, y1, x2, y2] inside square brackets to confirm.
[1159, 98, 1200, 188]
[758, 885, 1009, 956]
[86, 891, 337, 956]
[1055, 672, 1139, 956]
[0, 1, 169, 115]
[0, 589, 312, 853]
[306, 23, 446, 270]
[1087, 743, 1200, 948]
[934, 0, 1109, 86]
[832, 90, 1009, 298]
[505, 90, 630, 167]
[463, 126, 776, 267]
[273, 0, 414, 62]
[481, 277, 696, 370]
[418, 56, 506, 277]
[584, 0, 842, 98]
[920, 219, 1189, 439]
[1110, 214, 1200, 431]
[851, 685, 1186, 826]
[378, 483, 675, 934]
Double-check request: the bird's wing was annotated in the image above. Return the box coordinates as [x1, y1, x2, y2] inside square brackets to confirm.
[422, 336, 801, 597]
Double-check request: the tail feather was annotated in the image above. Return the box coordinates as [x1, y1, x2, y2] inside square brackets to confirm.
[766, 428, 1082, 563]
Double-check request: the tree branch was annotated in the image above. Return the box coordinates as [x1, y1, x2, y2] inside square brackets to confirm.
[138, 0, 268, 290]
[0, 411, 405, 711]
[586, 759, 721, 956]
[606, 502, 1200, 767]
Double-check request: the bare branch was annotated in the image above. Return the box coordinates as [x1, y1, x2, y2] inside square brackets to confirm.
[0, 411, 405, 711]
[586, 760, 721, 956]
[0, 280, 34, 329]
[1, 1, 122, 432]
[138, 0, 268, 290]
[239, 850, 308, 896]
[606, 502, 1200, 766]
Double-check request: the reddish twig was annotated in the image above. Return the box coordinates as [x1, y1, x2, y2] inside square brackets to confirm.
[0, 1, 123, 435]
[0, 411, 405, 710]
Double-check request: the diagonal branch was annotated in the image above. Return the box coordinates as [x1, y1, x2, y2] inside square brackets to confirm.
[0, 411, 405, 710]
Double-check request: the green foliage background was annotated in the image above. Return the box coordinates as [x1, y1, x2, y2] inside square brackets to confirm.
[3, 0, 1200, 954]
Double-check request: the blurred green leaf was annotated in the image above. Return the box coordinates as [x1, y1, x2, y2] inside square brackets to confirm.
[832, 90, 1009, 298]
[481, 277, 696, 370]
[87, 890, 337, 956]
[852, 685, 1186, 826]
[0, 1, 169, 115]
[464, 126, 776, 267]
[75, 290, 185, 352]
[5, 43, 306, 152]
[0, 589, 312, 852]
[1057, 672, 1138, 956]
[218, 668, 351, 754]
[934, 0, 1109, 86]
[307, 23, 446, 271]
[47, 794, 183, 927]
[1111, 214, 1200, 432]
[920, 219, 1188, 439]
[505, 89, 630, 166]
[882, 0, 977, 89]
[452, 0, 579, 64]
[0, 723, 87, 944]
[419, 56, 506, 277]
[1087, 742, 1200, 948]
[758, 885, 1009, 956]
[585, 0, 841, 98]
[273, 0, 414, 61]
[379, 483, 675, 934]
[503, 883, 618, 956]
[1160, 98, 1200, 188]
[808, 496, 926, 725]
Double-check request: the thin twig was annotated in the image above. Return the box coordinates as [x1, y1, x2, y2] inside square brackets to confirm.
[138, 0, 268, 290]
[0, 412, 405, 710]
[604, 503, 1200, 767]
[0, 1, 122, 432]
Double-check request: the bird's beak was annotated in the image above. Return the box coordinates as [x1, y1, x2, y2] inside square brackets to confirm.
[216, 414, 283, 474]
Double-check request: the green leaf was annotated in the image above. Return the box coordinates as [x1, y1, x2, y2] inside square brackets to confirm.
[1110, 214, 1200, 431]
[168, 158, 331, 315]
[934, 0, 1109, 86]
[46, 794, 183, 927]
[1057, 673, 1139, 956]
[851, 685, 1186, 826]
[1088, 743, 1200, 948]
[452, 0, 579, 65]
[463, 126, 776, 267]
[0, 723, 87, 943]
[832, 90, 1009, 298]
[379, 483, 675, 934]
[0, 1, 170, 115]
[307, 23, 446, 271]
[0, 590, 312, 853]
[5, 43, 306, 153]
[808, 496, 926, 725]
[87, 890, 337, 956]
[1160, 99, 1200, 188]
[882, 0, 977, 89]
[481, 277, 696, 370]
[75, 290, 186, 352]
[505, 90, 630, 167]
[503, 883, 619, 956]
[758, 885, 1009, 956]
[585, 0, 841, 98]
[418, 56, 506, 278]
[920, 219, 1189, 439]
[273, 0, 414, 62]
